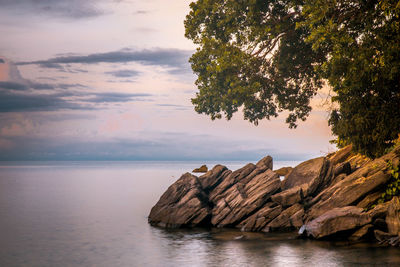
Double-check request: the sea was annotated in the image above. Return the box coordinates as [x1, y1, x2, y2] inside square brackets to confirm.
[0, 161, 399, 267]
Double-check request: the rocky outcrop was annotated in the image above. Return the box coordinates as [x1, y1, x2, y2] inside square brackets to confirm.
[148, 173, 211, 228]
[148, 144, 400, 246]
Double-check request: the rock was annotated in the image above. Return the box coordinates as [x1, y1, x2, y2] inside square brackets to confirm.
[374, 230, 400, 246]
[199, 165, 229, 192]
[148, 173, 211, 228]
[209, 163, 257, 202]
[386, 196, 400, 236]
[367, 202, 390, 219]
[328, 145, 353, 165]
[334, 162, 352, 176]
[329, 173, 347, 187]
[211, 169, 281, 227]
[271, 184, 307, 208]
[281, 157, 325, 190]
[349, 224, 373, 241]
[193, 165, 208, 173]
[306, 158, 391, 220]
[347, 154, 371, 173]
[238, 203, 282, 231]
[306, 158, 333, 197]
[301, 206, 371, 239]
[290, 208, 305, 228]
[256, 155, 273, 171]
[275, 167, 293, 177]
[264, 203, 303, 232]
[357, 191, 383, 209]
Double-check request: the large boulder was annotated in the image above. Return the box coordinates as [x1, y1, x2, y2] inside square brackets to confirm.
[211, 169, 281, 227]
[281, 157, 325, 190]
[300, 206, 371, 239]
[306, 158, 391, 221]
[148, 173, 211, 228]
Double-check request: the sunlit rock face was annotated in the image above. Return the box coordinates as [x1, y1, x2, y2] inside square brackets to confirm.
[149, 145, 400, 246]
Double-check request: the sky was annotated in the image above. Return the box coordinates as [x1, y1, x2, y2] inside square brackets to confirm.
[0, 0, 335, 161]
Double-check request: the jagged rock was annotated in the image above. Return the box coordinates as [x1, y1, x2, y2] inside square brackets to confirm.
[199, 165, 229, 192]
[306, 158, 391, 220]
[306, 158, 333, 197]
[264, 203, 303, 232]
[300, 206, 371, 239]
[386, 196, 400, 236]
[238, 203, 282, 232]
[256, 155, 273, 171]
[148, 173, 210, 228]
[211, 169, 281, 227]
[290, 208, 305, 228]
[281, 157, 325, 190]
[357, 191, 383, 209]
[275, 167, 293, 177]
[271, 184, 307, 208]
[209, 163, 257, 203]
[349, 224, 373, 241]
[328, 145, 353, 165]
[193, 165, 208, 173]
[334, 162, 352, 176]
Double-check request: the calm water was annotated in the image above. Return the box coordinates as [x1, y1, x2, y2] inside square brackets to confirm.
[0, 161, 399, 267]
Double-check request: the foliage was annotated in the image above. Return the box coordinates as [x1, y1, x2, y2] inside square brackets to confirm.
[184, 0, 400, 157]
[374, 160, 400, 207]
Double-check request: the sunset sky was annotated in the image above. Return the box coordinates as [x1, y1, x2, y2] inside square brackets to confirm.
[0, 0, 335, 161]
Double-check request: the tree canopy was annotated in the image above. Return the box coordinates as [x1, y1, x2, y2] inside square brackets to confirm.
[184, 0, 400, 158]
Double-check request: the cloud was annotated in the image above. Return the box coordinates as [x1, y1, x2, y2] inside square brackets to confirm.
[156, 104, 191, 110]
[0, 0, 105, 19]
[18, 48, 193, 72]
[84, 92, 153, 103]
[0, 90, 88, 112]
[105, 69, 140, 78]
[0, 81, 29, 91]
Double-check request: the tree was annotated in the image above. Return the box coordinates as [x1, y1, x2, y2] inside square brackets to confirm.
[184, 0, 400, 158]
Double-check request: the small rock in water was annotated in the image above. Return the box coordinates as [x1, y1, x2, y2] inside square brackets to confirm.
[193, 165, 208, 173]
[234, 235, 244, 240]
